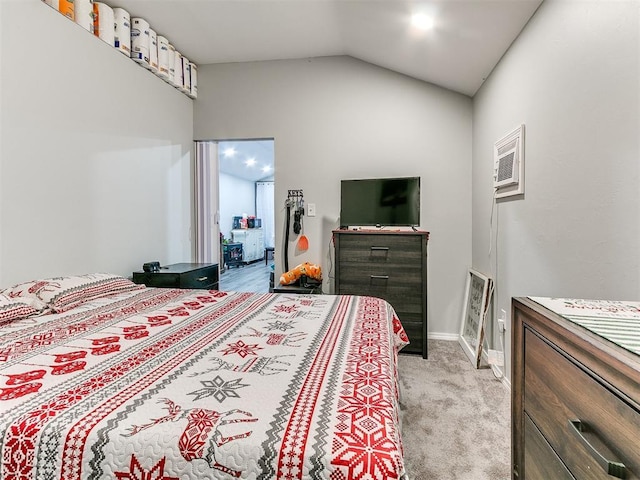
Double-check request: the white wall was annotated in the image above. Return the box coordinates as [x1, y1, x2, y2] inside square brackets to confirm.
[0, 1, 194, 285]
[219, 172, 256, 240]
[195, 56, 473, 337]
[473, 1, 640, 380]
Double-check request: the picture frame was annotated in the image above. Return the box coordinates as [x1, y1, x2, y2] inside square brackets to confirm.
[459, 269, 493, 368]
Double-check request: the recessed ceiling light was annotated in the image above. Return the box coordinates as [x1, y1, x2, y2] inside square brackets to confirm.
[223, 147, 236, 158]
[262, 165, 271, 173]
[411, 13, 434, 31]
[245, 157, 256, 167]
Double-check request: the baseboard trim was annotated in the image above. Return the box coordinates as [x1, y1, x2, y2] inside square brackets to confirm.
[489, 365, 512, 391]
[427, 332, 459, 341]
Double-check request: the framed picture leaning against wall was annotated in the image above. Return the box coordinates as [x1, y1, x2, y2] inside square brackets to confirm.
[459, 269, 493, 368]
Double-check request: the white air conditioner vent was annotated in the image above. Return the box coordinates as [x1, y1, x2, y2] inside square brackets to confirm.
[494, 125, 524, 193]
[497, 138, 518, 156]
[497, 152, 515, 182]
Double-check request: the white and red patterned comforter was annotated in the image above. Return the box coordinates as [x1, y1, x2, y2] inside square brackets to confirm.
[0, 288, 409, 480]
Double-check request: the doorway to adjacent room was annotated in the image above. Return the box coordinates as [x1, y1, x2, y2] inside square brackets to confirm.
[194, 139, 275, 293]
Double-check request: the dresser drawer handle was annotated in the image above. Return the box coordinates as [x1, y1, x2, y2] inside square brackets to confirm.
[569, 420, 626, 479]
[196, 276, 209, 282]
[370, 246, 389, 251]
[370, 275, 389, 280]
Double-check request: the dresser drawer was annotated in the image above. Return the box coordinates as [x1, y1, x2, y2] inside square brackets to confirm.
[524, 413, 575, 480]
[337, 270, 423, 301]
[524, 328, 640, 479]
[337, 264, 422, 285]
[335, 233, 422, 267]
[399, 318, 423, 355]
[179, 265, 218, 289]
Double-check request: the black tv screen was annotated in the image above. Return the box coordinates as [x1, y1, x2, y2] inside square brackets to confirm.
[340, 177, 420, 227]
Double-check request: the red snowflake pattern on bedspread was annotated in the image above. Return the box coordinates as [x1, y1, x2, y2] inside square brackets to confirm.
[115, 455, 178, 480]
[330, 297, 405, 479]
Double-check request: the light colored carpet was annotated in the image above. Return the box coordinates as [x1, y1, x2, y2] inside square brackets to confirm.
[398, 340, 510, 479]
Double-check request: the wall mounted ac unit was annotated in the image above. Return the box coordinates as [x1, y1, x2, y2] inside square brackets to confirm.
[494, 125, 524, 197]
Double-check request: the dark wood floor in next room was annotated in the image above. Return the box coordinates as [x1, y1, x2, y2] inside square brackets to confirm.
[219, 259, 273, 293]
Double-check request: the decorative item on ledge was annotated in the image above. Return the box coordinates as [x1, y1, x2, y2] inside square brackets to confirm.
[41, 0, 197, 99]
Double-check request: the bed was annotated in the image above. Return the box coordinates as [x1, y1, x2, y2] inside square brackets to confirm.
[0, 273, 409, 480]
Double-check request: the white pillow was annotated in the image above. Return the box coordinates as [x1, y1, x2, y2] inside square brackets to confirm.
[0, 293, 41, 325]
[2, 273, 144, 313]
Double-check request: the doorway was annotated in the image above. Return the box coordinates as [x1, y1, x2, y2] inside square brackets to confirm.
[195, 139, 275, 293]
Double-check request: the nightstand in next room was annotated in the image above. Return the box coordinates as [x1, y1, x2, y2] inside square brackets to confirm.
[133, 263, 219, 290]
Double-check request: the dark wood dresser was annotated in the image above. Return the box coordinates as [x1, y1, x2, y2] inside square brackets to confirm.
[132, 263, 219, 290]
[333, 230, 429, 358]
[512, 297, 640, 480]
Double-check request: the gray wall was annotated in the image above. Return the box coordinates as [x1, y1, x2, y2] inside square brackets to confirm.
[0, 1, 194, 285]
[10, 0, 629, 358]
[473, 0, 640, 382]
[195, 56, 473, 337]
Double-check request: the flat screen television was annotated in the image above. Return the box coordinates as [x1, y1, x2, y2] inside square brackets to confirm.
[340, 176, 420, 227]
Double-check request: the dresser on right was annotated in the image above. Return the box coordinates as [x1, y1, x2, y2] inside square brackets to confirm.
[333, 229, 429, 358]
[512, 297, 640, 480]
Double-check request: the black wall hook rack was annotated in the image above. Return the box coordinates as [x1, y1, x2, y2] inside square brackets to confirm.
[284, 189, 304, 271]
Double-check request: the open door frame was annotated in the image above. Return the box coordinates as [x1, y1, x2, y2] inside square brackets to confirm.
[194, 141, 220, 265]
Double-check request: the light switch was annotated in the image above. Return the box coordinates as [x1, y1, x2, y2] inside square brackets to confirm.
[308, 203, 316, 217]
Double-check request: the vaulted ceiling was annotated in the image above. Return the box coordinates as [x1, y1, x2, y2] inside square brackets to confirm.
[114, 0, 542, 97]
[115, 0, 543, 181]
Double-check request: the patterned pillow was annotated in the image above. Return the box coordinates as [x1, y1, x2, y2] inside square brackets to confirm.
[2, 273, 144, 313]
[1, 281, 50, 311]
[0, 294, 41, 326]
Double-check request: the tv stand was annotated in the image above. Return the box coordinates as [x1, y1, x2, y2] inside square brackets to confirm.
[333, 229, 429, 358]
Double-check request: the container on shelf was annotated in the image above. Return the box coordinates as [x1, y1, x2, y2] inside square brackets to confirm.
[189, 62, 198, 98]
[74, 0, 94, 33]
[180, 55, 190, 93]
[113, 7, 131, 56]
[42, 0, 60, 11]
[58, 0, 74, 20]
[93, 2, 115, 45]
[41, 0, 195, 100]
[130, 17, 150, 68]
[157, 36, 170, 79]
[173, 49, 183, 88]
[168, 44, 176, 84]
[149, 28, 158, 73]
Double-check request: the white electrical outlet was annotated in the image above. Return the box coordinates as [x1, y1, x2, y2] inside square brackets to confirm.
[307, 203, 316, 217]
[498, 309, 506, 333]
